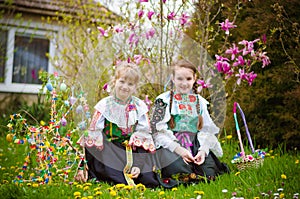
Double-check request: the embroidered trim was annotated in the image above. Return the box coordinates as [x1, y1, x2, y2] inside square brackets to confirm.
[89, 111, 102, 131]
[150, 98, 167, 134]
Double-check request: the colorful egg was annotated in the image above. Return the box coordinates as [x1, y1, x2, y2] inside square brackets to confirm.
[6, 133, 13, 142]
[60, 82, 67, 91]
[61, 117, 67, 126]
[46, 82, 53, 91]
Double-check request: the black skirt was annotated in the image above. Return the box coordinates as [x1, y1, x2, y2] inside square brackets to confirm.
[154, 133, 230, 187]
[85, 139, 159, 188]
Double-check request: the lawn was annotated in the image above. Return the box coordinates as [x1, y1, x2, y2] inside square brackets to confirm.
[0, 135, 299, 199]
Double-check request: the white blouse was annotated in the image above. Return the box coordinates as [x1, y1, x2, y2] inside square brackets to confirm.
[152, 91, 223, 157]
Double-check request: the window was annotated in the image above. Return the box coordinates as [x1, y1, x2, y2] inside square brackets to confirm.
[0, 30, 7, 83]
[0, 26, 55, 93]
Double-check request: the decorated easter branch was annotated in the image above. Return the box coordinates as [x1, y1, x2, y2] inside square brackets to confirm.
[5, 72, 91, 184]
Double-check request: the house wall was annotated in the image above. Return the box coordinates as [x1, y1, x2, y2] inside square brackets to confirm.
[0, 92, 39, 110]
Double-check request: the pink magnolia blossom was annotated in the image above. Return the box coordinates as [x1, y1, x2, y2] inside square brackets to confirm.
[197, 79, 212, 89]
[114, 26, 124, 33]
[97, 26, 108, 37]
[147, 11, 155, 20]
[214, 60, 231, 74]
[128, 33, 139, 47]
[257, 51, 271, 68]
[145, 28, 156, 39]
[134, 54, 143, 65]
[225, 43, 240, 60]
[138, 10, 144, 18]
[246, 71, 257, 86]
[239, 39, 260, 55]
[220, 19, 237, 35]
[167, 12, 176, 20]
[235, 69, 248, 85]
[233, 55, 246, 67]
[179, 13, 190, 26]
[102, 83, 111, 92]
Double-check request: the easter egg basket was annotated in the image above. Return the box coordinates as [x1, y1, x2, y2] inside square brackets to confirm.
[231, 102, 266, 171]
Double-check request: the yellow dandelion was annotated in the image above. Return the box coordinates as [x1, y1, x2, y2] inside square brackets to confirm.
[84, 182, 92, 186]
[95, 191, 102, 196]
[87, 196, 93, 199]
[271, 156, 275, 159]
[221, 140, 225, 143]
[40, 120, 45, 126]
[74, 191, 81, 197]
[124, 185, 133, 190]
[235, 171, 241, 176]
[107, 187, 114, 191]
[32, 183, 39, 188]
[171, 187, 178, 191]
[73, 182, 79, 185]
[26, 183, 32, 187]
[93, 187, 101, 192]
[159, 191, 165, 195]
[226, 135, 232, 139]
[280, 193, 285, 198]
[81, 197, 87, 199]
[253, 197, 259, 199]
[10, 166, 16, 169]
[83, 186, 89, 191]
[136, 183, 146, 191]
[76, 184, 83, 189]
[115, 183, 126, 189]
[281, 174, 287, 179]
[2, 180, 9, 184]
[194, 190, 204, 195]
[110, 190, 117, 197]
[295, 160, 299, 164]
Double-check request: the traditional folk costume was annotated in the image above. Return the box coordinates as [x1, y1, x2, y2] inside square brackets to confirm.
[151, 91, 229, 187]
[77, 96, 158, 188]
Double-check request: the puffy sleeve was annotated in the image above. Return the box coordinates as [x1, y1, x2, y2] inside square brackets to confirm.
[150, 92, 180, 152]
[76, 100, 105, 150]
[128, 97, 155, 152]
[197, 95, 223, 157]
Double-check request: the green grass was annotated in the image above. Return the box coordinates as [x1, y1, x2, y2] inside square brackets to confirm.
[0, 136, 299, 199]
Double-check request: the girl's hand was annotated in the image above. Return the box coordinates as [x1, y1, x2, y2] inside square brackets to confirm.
[130, 167, 140, 178]
[74, 170, 88, 182]
[174, 146, 195, 163]
[194, 150, 206, 165]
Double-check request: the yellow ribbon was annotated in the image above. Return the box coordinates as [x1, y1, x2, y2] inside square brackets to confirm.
[123, 141, 135, 186]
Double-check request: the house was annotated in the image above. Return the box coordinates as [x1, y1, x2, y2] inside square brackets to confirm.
[0, 0, 119, 109]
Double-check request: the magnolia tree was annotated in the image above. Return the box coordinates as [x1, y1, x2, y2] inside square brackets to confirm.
[47, 0, 270, 130]
[95, 0, 270, 128]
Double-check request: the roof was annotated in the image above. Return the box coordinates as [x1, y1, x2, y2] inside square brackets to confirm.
[0, 0, 120, 24]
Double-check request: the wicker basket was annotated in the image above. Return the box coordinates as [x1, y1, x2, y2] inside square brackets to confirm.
[232, 102, 266, 171]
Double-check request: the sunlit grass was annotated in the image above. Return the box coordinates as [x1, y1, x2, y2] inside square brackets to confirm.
[0, 135, 299, 199]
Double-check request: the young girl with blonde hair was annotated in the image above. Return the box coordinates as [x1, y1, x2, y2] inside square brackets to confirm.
[76, 61, 158, 188]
